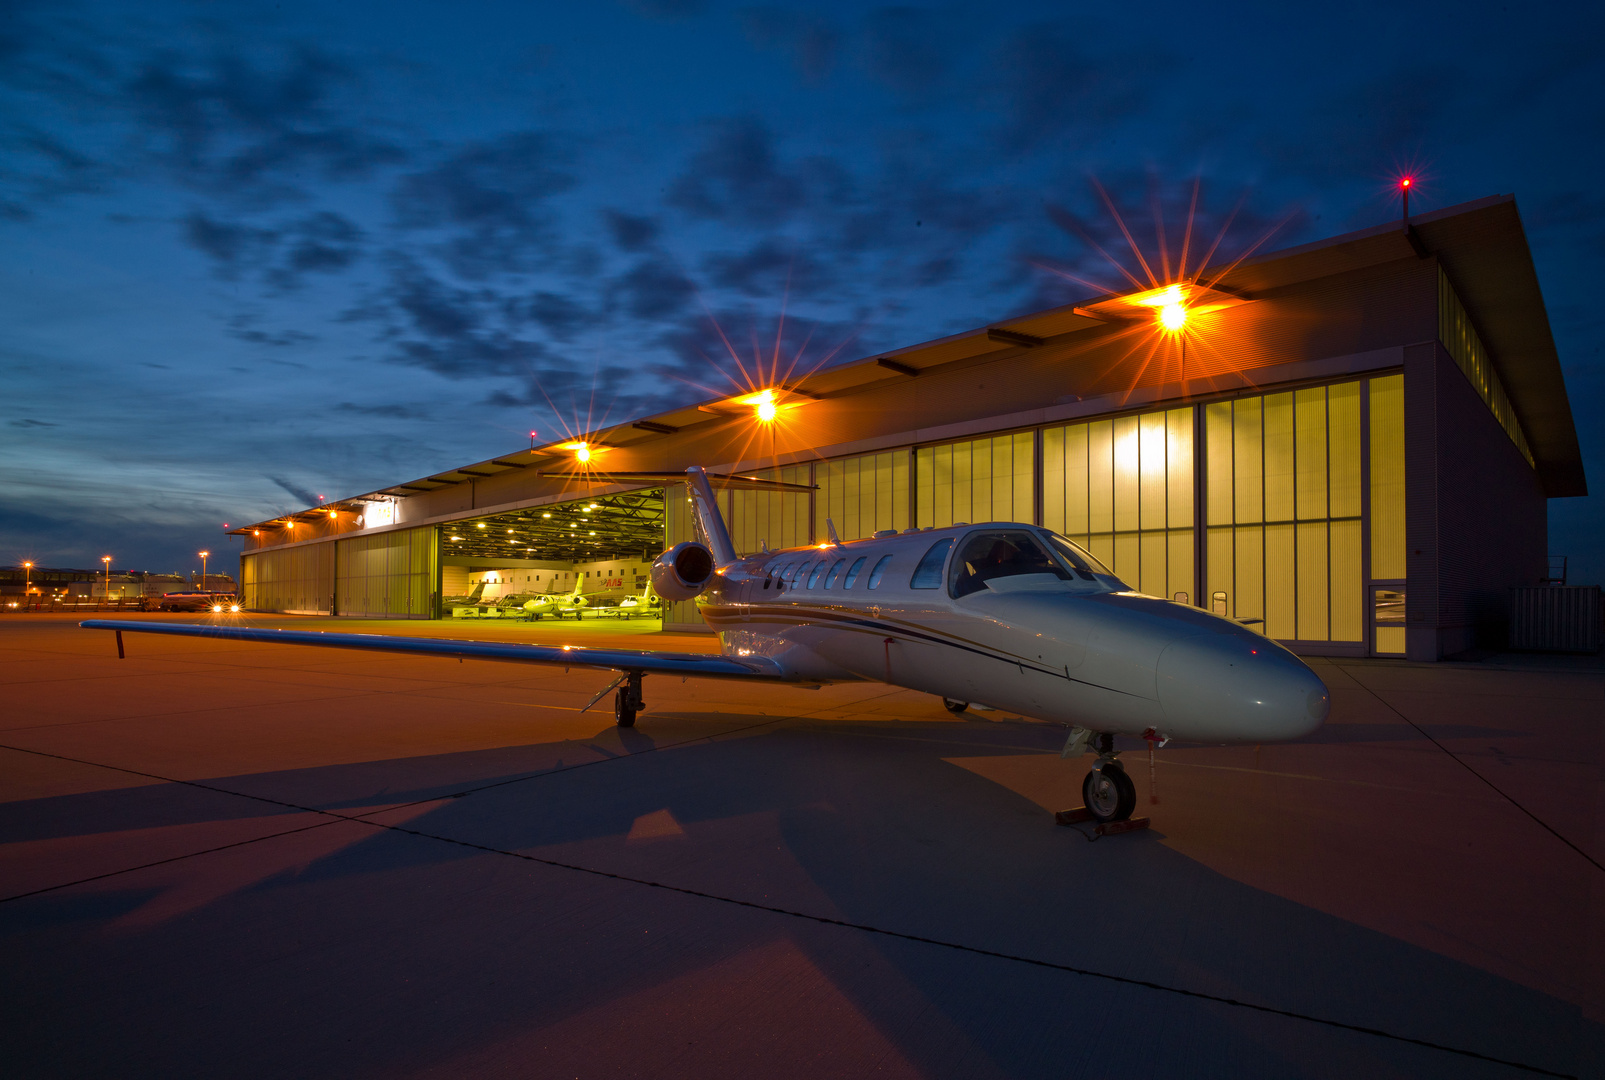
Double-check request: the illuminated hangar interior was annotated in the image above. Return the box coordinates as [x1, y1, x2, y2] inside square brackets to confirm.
[231, 195, 1586, 659]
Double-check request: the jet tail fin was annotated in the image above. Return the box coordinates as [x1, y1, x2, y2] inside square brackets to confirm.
[685, 467, 738, 567]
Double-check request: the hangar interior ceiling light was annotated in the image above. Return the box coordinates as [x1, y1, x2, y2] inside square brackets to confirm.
[441, 488, 666, 563]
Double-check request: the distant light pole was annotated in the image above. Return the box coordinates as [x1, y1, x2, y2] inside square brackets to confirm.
[198, 551, 209, 592]
[23, 561, 32, 608]
[101, 555, 111, 605]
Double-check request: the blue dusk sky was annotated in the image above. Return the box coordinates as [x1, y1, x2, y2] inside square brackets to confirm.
[2, 0, 1600, 582]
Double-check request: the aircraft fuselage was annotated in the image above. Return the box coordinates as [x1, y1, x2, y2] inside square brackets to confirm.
[695, 524, 1329, 745]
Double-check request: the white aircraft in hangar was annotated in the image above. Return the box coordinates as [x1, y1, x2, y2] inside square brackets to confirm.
[85, 467, 1329, 824]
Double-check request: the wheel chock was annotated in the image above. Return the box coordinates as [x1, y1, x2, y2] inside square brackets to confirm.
[1055, 807, 1152, 836]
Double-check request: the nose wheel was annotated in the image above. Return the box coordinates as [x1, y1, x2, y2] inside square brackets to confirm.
[1082, 761, 1136, 823]
[942, 697, 969, 715]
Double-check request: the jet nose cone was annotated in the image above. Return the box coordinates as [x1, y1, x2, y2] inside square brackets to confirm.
[1157, 636, 1329, 742]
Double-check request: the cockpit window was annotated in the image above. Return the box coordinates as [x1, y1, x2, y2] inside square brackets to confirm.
[949, 531, 1072, 598]
[843, 556, 868, 588]
[807, 560, 827, 588]
[910, 538, 954, 588]
[1042, 532, 1115, 578]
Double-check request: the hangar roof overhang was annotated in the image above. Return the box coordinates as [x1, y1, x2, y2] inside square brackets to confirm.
[233, 193, 1584, 536]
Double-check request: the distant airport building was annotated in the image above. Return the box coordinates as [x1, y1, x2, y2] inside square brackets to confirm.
[230, 196, 1586, 661]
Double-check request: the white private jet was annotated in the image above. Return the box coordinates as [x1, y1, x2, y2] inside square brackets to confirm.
[84, 466, 1328, 823]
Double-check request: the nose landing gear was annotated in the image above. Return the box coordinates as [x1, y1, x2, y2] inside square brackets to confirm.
[1082, 760, 1136, 823]
[1058, 730, 1146, 830]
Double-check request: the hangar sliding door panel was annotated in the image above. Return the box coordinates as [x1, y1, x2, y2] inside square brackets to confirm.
[335, 526, 437, 619]
[242, 542, 333, 614]
[729, 465, 813, 554]
[916, 432, 1033, 531]
[1203, 381, 1364, 648]
[661, 482, 703, 630]
[1043, 407, 1193, 603]
[814, 452, 908, 543]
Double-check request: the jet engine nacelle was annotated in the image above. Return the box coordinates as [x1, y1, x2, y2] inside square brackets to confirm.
[651, 541, 716, 602]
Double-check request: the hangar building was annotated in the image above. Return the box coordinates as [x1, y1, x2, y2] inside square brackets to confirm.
[230, 195, 1586, 662]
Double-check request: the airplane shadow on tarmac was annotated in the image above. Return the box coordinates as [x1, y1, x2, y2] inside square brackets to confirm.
[1, 717, 1597, 1080]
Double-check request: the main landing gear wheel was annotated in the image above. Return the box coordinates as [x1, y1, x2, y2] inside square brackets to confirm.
[942, 698, 969, 715]
[1082, 762, 1136, 823]
[613, 670, 645, 728]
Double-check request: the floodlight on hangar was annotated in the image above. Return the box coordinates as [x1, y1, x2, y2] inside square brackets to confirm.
[1077, 281, 1248, 335]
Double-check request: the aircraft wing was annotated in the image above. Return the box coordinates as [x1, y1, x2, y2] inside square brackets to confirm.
[80, 620, 784, 680]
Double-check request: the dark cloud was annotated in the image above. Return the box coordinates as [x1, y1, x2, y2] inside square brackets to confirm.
[269, 211, 363, 287]
[126, 46, 404, 202]
[986, 24, 1170, 154]
[378, 258, 549, 378]
[860, 8, 959, 100]
[9, 417, 58, 428]
[267, 475, 320, 505]
[524, 291, 590, 341]
[227, 313, 316, 347]
[390, 132, 574, 277]
[702, 238, 827, 298]
[619, 0, 708, 19]
[611, 256, 698, 320]
[666, 117, 840, 224]
[185, 209, 363, 288]
[602, 209, 659, 252]
[333, 402, 426, 419]
[739, 9, 840, 81]
[183, 211, 278, 276]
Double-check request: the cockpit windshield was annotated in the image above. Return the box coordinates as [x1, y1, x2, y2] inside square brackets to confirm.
[948, 531, 1072, 598]
[1041, 532, 1116, 578]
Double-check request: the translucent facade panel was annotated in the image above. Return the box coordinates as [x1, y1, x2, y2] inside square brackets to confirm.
[1204, 403, 1233, 527]
[1233, 397, 1263, 525]
[1042, 407, 1194, 601]
[335, 525, 436, 618]
[1296, 522, 1329, 641]
[1439, 269, 1534, 465]
[1263, 393, 1295, 524]
[243, 542, 334, 614]
[1204, 381, 1365, 643]
[730, 467, 811, 555]
[1113, 416, 1140, 532]
[916, 432, 1032, 529]
[1330, 519, 1363, 641]
[1328, 382, 1362, 519]
[817, 453, 906, 543]
[1295, 388, 1328, 520]
[1369, 375, 1407, 580]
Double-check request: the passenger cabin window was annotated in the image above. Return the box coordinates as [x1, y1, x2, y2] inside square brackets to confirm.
[824, 559, 847, 588]
[843, 556, 868, 588]
[867, 555, 893, 589]
[783, 562, 802, 584]
[910, 538, 954, 589]
[807, 560, 827, 588]
[949, 531, 1071, 598]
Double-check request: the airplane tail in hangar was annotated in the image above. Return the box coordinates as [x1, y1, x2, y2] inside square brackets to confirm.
[685, 466, 738, 567]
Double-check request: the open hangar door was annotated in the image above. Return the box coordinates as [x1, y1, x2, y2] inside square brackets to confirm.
[439, 487, 665, 624]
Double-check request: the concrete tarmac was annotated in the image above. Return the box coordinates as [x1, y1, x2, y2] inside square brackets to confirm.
[1, 613, 1601, 1079]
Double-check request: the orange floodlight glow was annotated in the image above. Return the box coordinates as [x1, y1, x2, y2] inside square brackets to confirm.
[560, 440, 601, 464]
